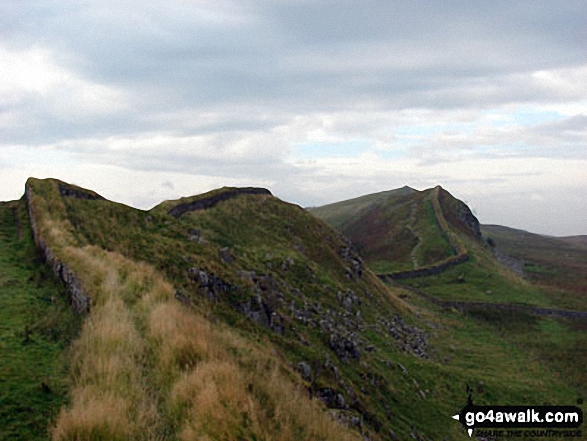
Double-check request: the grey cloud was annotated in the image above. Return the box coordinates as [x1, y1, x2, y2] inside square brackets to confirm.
[5, 1, 587, 115]
[2, 0, 587, 235]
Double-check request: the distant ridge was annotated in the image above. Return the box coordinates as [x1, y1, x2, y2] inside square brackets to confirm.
[310, 185, 480, 278]
[308, 186, 418, 230]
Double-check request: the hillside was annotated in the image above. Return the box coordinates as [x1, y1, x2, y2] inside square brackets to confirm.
[2, 178, 585, 440]
[309, 186, 479, 276]
[482, 225, 587, 302]
[311, 185, 587, 426]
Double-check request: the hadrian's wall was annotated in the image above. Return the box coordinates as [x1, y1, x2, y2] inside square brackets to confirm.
[25, 184, 91, 314]
[377, 187, 473, 280]
[168, 187, 272, 218]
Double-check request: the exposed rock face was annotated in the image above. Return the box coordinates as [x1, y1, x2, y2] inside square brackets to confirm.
[437, 187, 481, 240]
[329, 332, 361, 362]
[316, 387, 347, 409]
[168, 187, 272, 218]
[377, 315, 428, 359]
[187, 267, 233, 301]
[237, 272, 286, 334]
[339, 236, 364, 280]
[452, 201, 481, 239]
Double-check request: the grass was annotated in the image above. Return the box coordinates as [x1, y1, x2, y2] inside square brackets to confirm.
[312, 187, 460, 275]
[25, 178, 362, 441]
[0, 200, 80, 440]
[312, 183, 586, 439]
[19, 177, 587, 440]
[482, 224, 587, 311]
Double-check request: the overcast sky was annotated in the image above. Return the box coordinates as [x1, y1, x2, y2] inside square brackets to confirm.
[1, 1, 586, 236]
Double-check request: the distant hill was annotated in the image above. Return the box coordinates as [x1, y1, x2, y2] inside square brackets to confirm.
[310, 185, 587, 401]
[1, 178, 585, 440]
[482, 224, 587, 298]
[311, 186, 587, 313]
[559, 235, 587, 248]
[308, 185, 418, 230]
[309, 186, 480, 275]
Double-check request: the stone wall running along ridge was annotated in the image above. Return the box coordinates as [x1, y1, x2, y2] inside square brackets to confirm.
[377, 186, 475, 280]
[168, 187, 272, 218]
[25, 183, 91, 314]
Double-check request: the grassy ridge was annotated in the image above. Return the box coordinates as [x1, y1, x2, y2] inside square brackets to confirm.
[20, 178, 585, 440]
[26, 178, 360, 441]
[0, 200, 80, 440]
[310, 187, 459, 274]
[311, 185, 585, 439]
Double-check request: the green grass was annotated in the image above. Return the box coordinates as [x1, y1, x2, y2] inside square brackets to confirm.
[464, 310, 587, 395]
[401, 236, 554, 307]
[307, 186, 418, 230]
[312, 188, 458, 275]
[0, 200, 80, 441]
[413, 197, 455, 265]
[482, 224, 587, 311]
[19, 178, 587, 440]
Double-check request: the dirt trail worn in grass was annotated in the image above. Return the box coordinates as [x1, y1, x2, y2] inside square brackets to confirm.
[407, 202, 422, 269]
[0, 201, 79, 440]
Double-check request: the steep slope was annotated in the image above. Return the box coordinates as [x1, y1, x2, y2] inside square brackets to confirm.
[27, 178, 450, 440]
[311, 186, 587, 402]
[25, 178, 364, 440]
[308, 186, 418, 230]
[310, 186, 477, 275]
[17, 178, 585, 440]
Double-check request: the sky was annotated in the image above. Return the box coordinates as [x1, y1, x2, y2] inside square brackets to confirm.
[1, 1, 586, 236]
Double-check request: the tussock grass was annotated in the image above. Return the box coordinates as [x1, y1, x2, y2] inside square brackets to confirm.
[51, 254, 163, 441]
[25, 179, 360, 441]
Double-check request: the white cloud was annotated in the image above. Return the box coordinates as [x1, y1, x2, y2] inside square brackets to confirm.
[1, 1, 586, 235]
[0, 45, 129, 116]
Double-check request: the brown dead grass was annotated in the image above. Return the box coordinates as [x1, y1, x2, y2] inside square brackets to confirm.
[25, 179, 361, 441]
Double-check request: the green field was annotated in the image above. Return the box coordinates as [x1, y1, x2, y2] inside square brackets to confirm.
[0, 200, 80, 440]
[2, 179, 585, 440]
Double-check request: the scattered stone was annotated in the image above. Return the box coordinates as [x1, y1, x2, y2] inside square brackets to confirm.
[187, 228, 200, 241]
[187, 267, 232, 301]
[317, 388, 345, 408]
[378, 315, 428, 358]
[297, 362, 312, 382]
[281, 256, 295, 271]
[329, 332, 361, 362]
[219, 247, 234, 264]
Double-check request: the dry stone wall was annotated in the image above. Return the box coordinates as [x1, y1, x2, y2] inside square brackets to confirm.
[378, 187, 474, 280]
[168, 187, 271, 218]
[25, 184, 91, 314]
